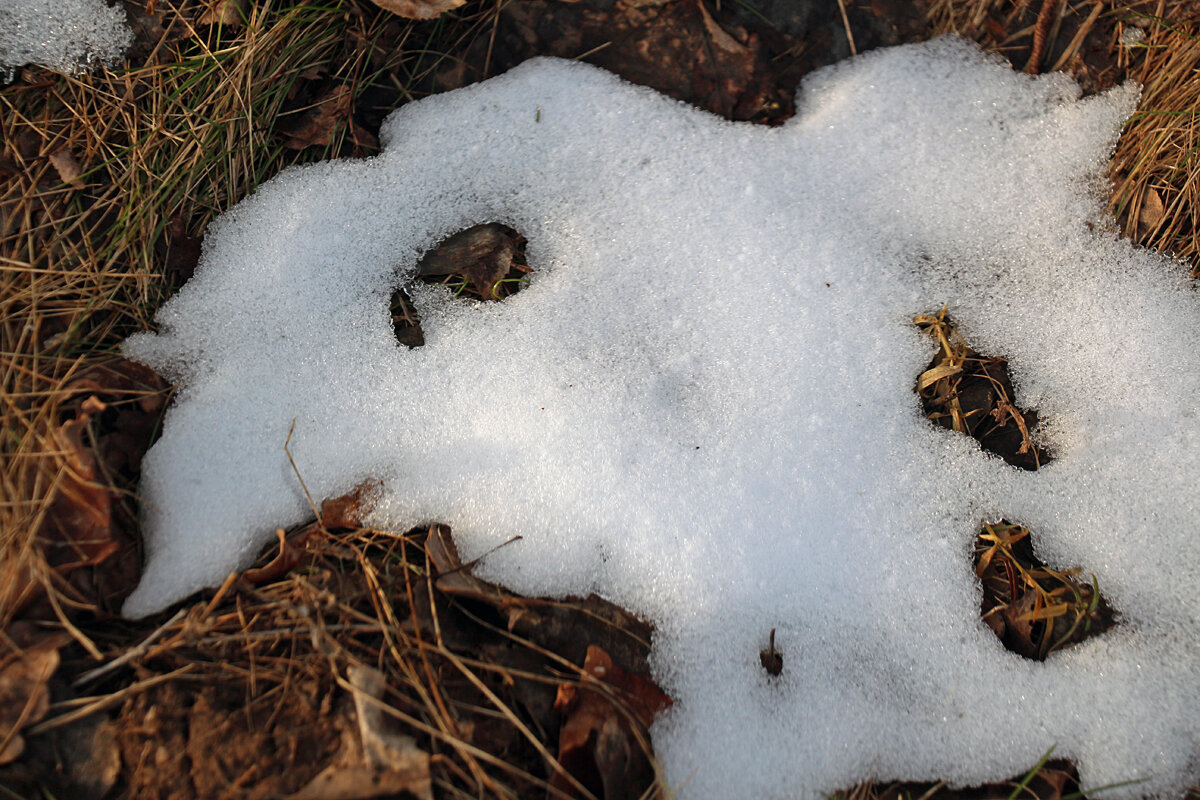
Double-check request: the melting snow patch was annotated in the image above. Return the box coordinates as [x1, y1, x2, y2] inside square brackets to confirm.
[122, 38, 1200, 800]
[0, 0, 131, 76]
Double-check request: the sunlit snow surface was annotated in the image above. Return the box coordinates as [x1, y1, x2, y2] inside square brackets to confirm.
[123, 39, 1200, 799]
[0, 0, 130, 75]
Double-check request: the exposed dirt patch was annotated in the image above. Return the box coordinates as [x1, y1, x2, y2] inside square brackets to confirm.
[975, 521, 1116, 661]
[915, 309, 1051, 471]
[391, 222, 530, 348]
[115, 679, 340, 800]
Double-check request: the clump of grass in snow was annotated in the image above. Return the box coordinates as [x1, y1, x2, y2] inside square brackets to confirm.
[975, 521, 1115, 660]
[1107, 8, 1200, 275]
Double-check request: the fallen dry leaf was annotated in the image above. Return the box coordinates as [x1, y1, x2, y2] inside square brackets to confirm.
[1137, 187, 1166, 236]
[696, 0, 748, 55]
[417, 222, 525, 299]
[48, 150, 83, 187]
[242, 527, 321, 584]
[279, 85, 378, 151]
[999, 589, 1042, 660]
[289, 664, 432, 800]
[13, 714, 122, 800]
[425, 523, 512, 606]
[425, 525, 654, 671]
[125, 3, 191, 47]
[369, 0, 466, 21]
[551, 645, 671, 800]
[319, 480, 381, 529]
[0, 640, 63, 764]
[2, 361, 169, 616]
[198, 0, 247, 26]
[34, 402, 117, 580]
[155, 214, 203, 285]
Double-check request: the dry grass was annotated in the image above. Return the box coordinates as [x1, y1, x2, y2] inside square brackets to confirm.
[19, 523, 664, 798]
[1107, 7, 1200, 274]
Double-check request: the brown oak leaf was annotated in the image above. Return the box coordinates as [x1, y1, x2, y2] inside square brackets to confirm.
[551, 645, 671, 800]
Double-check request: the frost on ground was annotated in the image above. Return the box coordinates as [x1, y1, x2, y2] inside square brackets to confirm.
[122, 38, 1200, 800]
[0, 0, 131, 75]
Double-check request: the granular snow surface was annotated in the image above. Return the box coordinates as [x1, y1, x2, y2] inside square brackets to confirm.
[0, 0, 130, 75]
[123, 38, 1200, 799]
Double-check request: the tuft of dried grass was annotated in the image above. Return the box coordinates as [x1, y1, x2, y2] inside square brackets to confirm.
[1107, 6, 1200, 275]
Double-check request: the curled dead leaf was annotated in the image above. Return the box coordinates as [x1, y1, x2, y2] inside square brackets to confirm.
[319, 480, 381, 529]
[417, 223, 526, 299]
[243, 527, 321, 584]
[697, 0, 749, 55]
[425, 523, 512, 605]
[369, 0, 466, 21]
[551, 645, 671, 800]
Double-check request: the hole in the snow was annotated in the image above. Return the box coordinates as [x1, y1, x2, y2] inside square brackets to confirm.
[914, 308, 1052, 471]
[390, 287, 424, 348]
[975, 521, 1116, 661]
[391, 223, 530, 349]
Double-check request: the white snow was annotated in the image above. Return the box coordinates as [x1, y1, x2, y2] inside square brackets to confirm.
[0, 0, 131, 76]
[121, 38, 1200, 799]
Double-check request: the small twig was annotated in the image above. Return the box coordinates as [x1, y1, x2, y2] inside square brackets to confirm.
[284, 418, 327, 534]
[43, 577, 103, 661]
[1050, 1, 1103, 72]
[202, 570, 240, 617]
[331, 668, 579, 800]
[441, 648, 599, 800]
[836, 0, 858, 56]
[573, 41, 612, 61]
[915, 782, 948, 800]
[438, 534, 524, 578]
[73, 608, 187, 687]
[28, 665, 194, 736]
